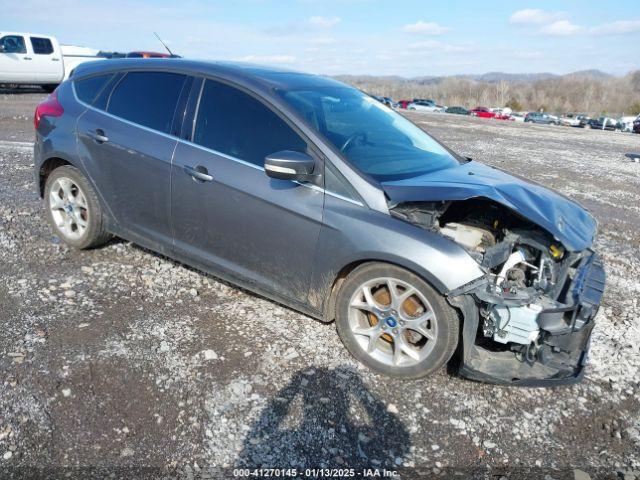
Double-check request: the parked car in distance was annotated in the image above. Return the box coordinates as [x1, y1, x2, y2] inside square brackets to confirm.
[126, 51, 180, 58]
[493, 111, 515, 121]
[634, 115, 640, 133]
[585, 116, 616, 131]
[510, 112, 526, 122]
[34, 59, 604, 385]
[524, 112, 559, 125]
[408, 99, 445, 113]
[616, 116, 637, 133]
[0, 31, 102, 91]
[370, 95, 395, 108]
[469, 107, 495, 118]
[397, 99, 412, 109]
[559, 114, 584, 127]
[445, 106, 469, 115]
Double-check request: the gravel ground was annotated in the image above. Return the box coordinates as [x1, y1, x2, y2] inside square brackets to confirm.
[1, 92, 639, 479]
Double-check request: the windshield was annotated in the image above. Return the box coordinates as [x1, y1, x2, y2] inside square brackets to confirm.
[276, 86, 459, 181]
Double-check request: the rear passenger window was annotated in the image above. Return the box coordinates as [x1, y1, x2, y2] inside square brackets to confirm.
[30, 37, 54, 55]
[193, 79, 307, 166]
[107, 72, 187, 134]
[74, 74, 113, 105]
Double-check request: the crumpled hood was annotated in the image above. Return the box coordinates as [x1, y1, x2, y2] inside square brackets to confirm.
[382, 161, 596, 252]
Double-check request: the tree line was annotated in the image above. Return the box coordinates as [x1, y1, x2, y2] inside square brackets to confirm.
[337, 71, 640, 117]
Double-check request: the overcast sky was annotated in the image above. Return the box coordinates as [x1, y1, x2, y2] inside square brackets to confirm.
[3, 0, 639, 77]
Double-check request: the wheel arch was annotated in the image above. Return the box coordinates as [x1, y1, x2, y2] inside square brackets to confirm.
[38, 155, 75, 197]
[321, 256, 450, 323]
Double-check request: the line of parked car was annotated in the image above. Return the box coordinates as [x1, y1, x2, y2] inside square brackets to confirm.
[369, 95, 640, 134]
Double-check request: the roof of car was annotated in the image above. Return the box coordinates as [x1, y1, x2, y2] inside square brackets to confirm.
[72, 58, 346, 93]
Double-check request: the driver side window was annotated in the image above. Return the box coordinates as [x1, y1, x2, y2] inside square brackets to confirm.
[0, 35, 27, 54]
[193, 79, 307, 167]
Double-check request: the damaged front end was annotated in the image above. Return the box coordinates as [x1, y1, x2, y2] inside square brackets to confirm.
[391, 197, 605, 386]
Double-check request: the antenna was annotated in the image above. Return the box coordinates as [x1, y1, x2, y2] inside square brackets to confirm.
[153, 32, 175, 57]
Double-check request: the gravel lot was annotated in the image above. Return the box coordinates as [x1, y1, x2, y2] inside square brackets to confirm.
[1, 91, 639, 479]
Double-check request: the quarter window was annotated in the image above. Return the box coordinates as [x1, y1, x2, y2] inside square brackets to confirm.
[0, 35, 26, 54]
[107, 72, 187, 134]
[30, 37, 54, 55]
[193, 79, 307, 167]
[74, 74, 113, 105]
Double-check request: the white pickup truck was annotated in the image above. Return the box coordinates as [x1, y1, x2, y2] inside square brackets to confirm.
[0, 31, 103, 92]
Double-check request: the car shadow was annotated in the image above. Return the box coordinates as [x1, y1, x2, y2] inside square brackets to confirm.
[234, 366, 410, 472]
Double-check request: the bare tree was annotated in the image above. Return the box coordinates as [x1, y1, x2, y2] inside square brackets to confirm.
[338, 71, 640, 117]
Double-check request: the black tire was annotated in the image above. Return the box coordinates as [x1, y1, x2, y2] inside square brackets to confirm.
[44, 165, 112, 249]
[42, 84, 58, 93]
[335, 263, 459, 379]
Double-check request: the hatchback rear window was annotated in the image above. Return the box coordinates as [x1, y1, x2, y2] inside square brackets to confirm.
[107, 72, 187, 134]
[30, 37, 54, 55]
[74, 74, 113, 105]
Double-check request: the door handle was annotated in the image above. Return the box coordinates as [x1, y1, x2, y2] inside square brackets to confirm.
[52, 58, 60, 61]
[23, 57, 32, 61]
[87, 129, 109, 143]
[183, 165, 213, 182]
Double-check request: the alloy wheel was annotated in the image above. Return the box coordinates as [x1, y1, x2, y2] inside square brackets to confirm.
[49, 177, 89, 240]
[348, 277, 438, 367]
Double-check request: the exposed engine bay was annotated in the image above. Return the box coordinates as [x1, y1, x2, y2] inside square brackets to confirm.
[391, 198, 605, 385]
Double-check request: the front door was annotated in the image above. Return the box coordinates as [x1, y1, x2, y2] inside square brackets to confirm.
[0, 35, 32, 82]
[76, 71, 189, 249]
[171, 78, 324, 303]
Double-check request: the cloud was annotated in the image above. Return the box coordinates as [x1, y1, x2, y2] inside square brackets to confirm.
[236, 55, 297, 64]
[540, 20, 582, 36]
[510, 9, 563, 25]
[408, 40, 477, 54]
[264, 16, 341, 36]
[308, 16, 342, 28]
[308, 37, 338, 46]
[511, 50, 543, 60]
[401, 21, 450, 35]
[589, 20, 640, 35]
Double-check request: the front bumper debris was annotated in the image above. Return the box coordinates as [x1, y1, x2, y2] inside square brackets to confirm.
[452, 253, 605, 386]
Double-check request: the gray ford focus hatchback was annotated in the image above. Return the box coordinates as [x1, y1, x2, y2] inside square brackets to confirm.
[33, 59, 605, 385]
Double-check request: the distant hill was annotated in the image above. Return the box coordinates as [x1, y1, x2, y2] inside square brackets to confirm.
[561, 69, 614, 81]
[334, 70, 614, 85]
[461, 72, 557, 83]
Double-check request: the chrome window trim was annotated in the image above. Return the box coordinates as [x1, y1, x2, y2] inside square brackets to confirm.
[71, 81, 364, 207]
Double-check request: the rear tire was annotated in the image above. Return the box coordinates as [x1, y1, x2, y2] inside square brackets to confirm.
[335, 263, 459, 379]
[44, 165, 112, 249]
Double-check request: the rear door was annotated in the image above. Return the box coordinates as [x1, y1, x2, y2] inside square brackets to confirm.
[76, 70, 190, 250]
[29, 36, 60, 82]
[0, 34, 32, 82]
[170, 78, 324, 302]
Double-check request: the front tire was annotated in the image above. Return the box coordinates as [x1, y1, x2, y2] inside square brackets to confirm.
[44, 165, 111, 249]
[335, 263, 459, 379]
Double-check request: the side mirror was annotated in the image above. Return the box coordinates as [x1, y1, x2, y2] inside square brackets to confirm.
[264, 150, 317, 182]
[0, 45, 5, 53]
